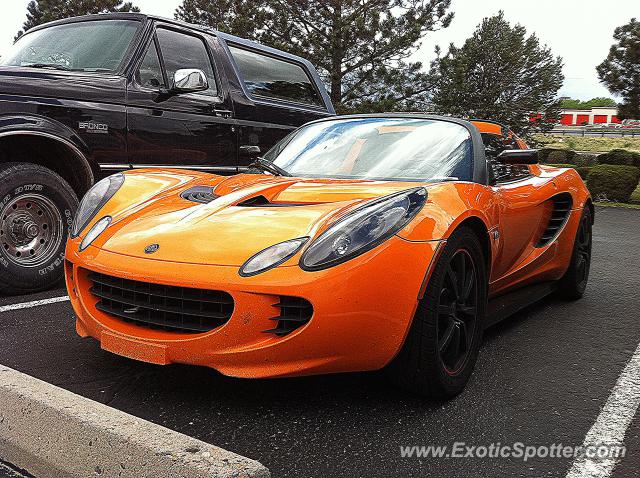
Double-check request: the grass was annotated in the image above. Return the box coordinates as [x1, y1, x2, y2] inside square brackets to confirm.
[594, 201, 640, 210]
[534, 134, 640, 153]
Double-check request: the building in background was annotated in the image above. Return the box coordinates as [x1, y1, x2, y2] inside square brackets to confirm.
[559, 106, 620, 126]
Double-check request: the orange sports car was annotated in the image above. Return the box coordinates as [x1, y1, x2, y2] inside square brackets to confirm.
[65, 114, 592, 398]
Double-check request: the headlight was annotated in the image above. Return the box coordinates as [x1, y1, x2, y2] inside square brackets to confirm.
[71, 173, 124, 237]
[79, 216, 111, 251]
[300, 187, 427, 271]
[240, 237, 309, 277]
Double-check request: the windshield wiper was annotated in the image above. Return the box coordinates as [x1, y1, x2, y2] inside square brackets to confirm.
[81, 68, 113, 72]
[24, 63, 74, 71]
[249, 157, 291, 177]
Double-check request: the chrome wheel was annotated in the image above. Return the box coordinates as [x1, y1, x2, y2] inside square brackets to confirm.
[0, 194, 63, 267]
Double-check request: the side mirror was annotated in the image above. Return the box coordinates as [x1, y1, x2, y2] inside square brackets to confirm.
[171, 69, 208, 93]
[239, 145, 262, 159]
[497, 149, 539, 165]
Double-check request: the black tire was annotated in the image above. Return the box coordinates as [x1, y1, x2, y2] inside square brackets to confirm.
[0, 162, 78, 294]
[387, 227, 487, 399]
[557, 207, 593, 300]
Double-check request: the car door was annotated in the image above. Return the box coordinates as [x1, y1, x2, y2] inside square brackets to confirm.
[126, 24, 237, 172]
[484, 132, 548, 282]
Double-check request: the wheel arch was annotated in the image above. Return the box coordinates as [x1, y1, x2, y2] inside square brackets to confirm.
[451, 215, 492, 278]
[0, 130, 94, 197]
[584, 197, 595, 224]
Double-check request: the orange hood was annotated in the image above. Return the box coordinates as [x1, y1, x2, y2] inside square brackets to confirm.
[94, 171, 427, 266]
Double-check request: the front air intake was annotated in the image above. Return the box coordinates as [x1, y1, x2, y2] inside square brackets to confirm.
[87, 271, 234, 333]
[263, 296, 313, 336]
[537, 193, 573, 247]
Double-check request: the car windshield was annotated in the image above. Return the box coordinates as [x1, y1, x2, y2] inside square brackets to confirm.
[263, 117, 473, 182]
[0, 19, 140, 73]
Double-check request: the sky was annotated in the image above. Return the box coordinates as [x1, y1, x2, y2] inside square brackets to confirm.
[1, 0, 636, 100]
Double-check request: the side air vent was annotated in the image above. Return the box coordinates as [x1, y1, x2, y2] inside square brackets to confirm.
[537, 193, 573, 247]
[180, 186, 218, 204]
[263, 296, 313, 336]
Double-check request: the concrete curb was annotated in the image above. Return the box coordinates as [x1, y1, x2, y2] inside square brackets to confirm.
[0, 365, 270, 478]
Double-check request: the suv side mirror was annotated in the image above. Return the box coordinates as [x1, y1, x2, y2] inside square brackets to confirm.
[239, 145, 262, 159]
[497, 149, 539, 165]
[171, 69, 208, 93]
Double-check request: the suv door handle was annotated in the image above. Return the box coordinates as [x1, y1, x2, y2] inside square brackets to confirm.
[213, 109, 232, 118]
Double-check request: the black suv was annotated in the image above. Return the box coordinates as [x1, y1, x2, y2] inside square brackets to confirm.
[0, 13, 334, 294]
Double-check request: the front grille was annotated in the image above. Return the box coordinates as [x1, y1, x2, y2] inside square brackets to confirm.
[88, 271, 234, 333]
[264, 296, 313, 336]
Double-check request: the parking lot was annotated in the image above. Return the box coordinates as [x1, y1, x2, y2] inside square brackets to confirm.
[0, 206, 639, 478]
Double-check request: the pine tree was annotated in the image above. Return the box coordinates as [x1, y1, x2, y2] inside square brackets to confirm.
[175, 0, 267, 41]
[175, 0, 453, 113]
[597, 18, 640, 121]
[430, 12, 564, 137]
[560, 97, 617, 109]
[16, 0, 139, 40]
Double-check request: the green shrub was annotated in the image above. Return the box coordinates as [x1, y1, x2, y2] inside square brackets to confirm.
[586, 165, 640, 202]
[575, 167, 592, 181]
[597, 149, 640, 167]
[539, 148, 578, 164]
[631, 184, 640, 204]
[574, 153, 598, 167]
[541, 163, 591, 180]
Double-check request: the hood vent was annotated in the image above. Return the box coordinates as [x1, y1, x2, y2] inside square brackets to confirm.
[237, 195, 308, 207]
[238, 195, 272, 206]
[537, 193, 573, 247]
[180, 186, 218, 204]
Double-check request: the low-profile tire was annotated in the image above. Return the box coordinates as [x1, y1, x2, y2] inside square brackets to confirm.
[556, 207, 592, 300]
[386, 227, 487, 399]
[0, 162, 78, 294]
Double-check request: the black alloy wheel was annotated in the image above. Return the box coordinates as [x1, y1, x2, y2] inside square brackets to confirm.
[437, 249, 479, 375]
[574, 211, 593, 288]
[557, 207, 593, 300]
[386, 227, 486, 399]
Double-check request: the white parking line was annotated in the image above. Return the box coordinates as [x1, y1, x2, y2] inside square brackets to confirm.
[0, 296, 69, 313]
[566, 341, 640, 478]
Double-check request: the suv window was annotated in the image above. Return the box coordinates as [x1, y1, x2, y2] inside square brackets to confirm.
[154, 28, 218, 97]
[228, 45, 323, 107]
[1, 19, 139, 72]
[483, 133, 531, 183]
[137, 39, 165, 88]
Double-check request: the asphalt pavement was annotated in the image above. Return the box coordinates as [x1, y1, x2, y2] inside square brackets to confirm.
[0, 206, 639, 478]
